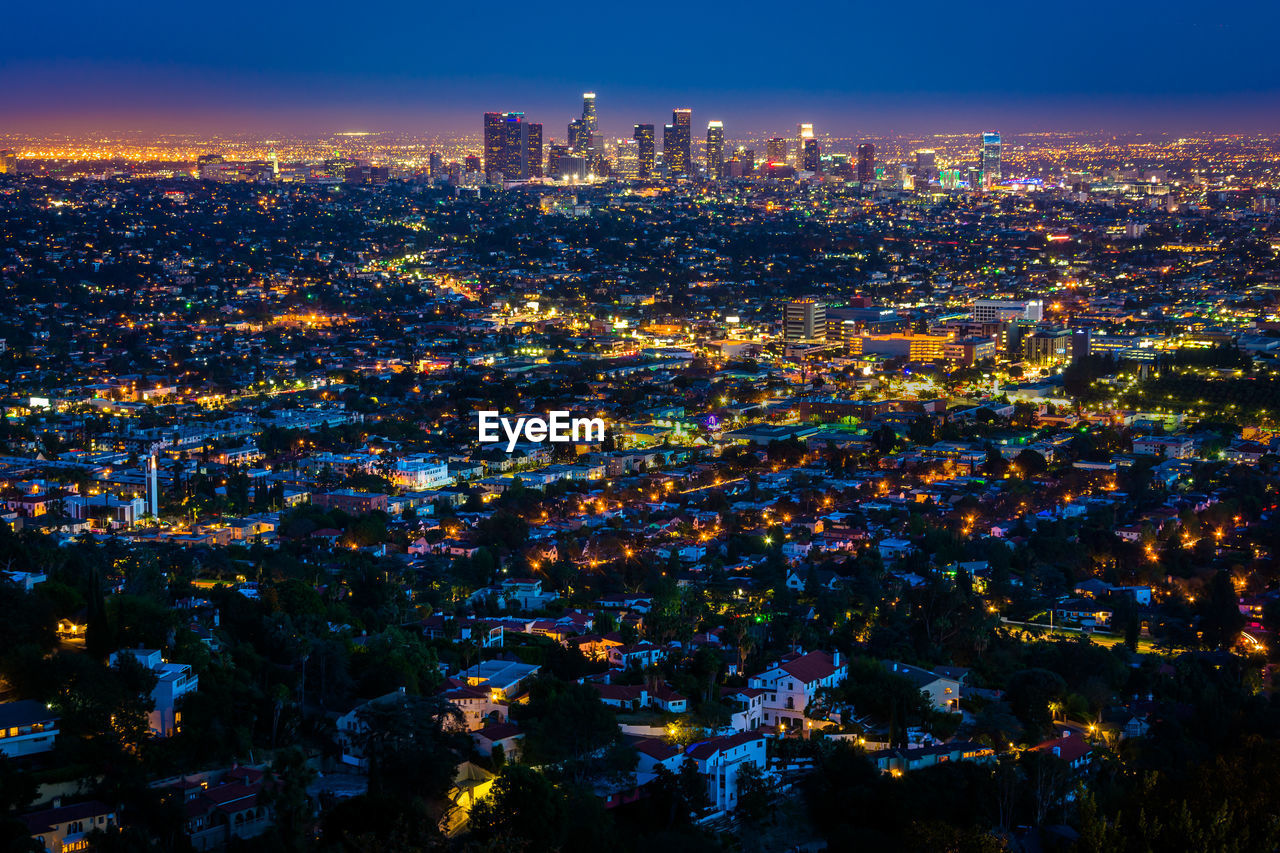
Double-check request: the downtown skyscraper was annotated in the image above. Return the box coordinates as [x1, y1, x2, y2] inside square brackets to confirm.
[483, 111, 543, 180]
[633, 124, 655, 178]
[802, 138, 820, 173]
[766, 137, 787, 165]
[706, 121, 724, 179]
[664, 109, 692, 176]
[857, 143, 875, 184]
[981, 131, 1001, 189]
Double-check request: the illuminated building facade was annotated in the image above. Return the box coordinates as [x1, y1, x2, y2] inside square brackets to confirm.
[633, 124, 655, 178]
[857, 143, 875, 183]
[706, 121, 724, 179]
[784, 298, 827, 341]
[614, 138, 639, 178]
[664, 109, 692, 175]
[980, 131, 1001, 188]
[802, 138, 820, 173]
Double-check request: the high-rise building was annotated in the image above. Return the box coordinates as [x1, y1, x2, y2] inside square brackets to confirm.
[737, 147, 755, 175]
[914, 149, 937, 183]
[706, 121, 724, 179]
[428, 152, 443, 177]
[980, 131, 1001, 189]
[802, 138, 821, 173]
[795, 123, 814, 168]
[0, 150, 15, 174]
[484, 112, 541, 181]
[856, 143, 875, 183]
[582, 92, 597, 133]
[784, 298, 827, 341]
[664, 109, 692, 176]
[614, 138, 639, 179]
[633, 124, 655, 178]
[568, 119, 589, 153]
[766, 137, 788, 164]
[526, 122, 544, 178]
[547, 144, 570, 180]
[483, 112, 505, 179]
[586, 133, 605, 175]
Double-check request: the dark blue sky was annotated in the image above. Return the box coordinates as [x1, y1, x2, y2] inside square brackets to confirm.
[4, 0, 1279, 135]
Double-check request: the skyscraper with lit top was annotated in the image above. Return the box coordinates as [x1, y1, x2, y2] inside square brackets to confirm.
[706, 121, 724, 179]
[664, 109, 692, 176]
[484, 111, 541, 180]
[980, 131, 1001, 189]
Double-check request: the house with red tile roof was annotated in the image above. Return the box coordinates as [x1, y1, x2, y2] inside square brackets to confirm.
[1031, 729, 1093, 771]
[20, 799, 117, 853]
[165, 766, 271, 851]
[473, 721, 524, 761]
[748, 650, 847, 732]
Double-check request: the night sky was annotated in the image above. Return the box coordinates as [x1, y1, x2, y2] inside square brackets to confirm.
[4, 0, 1279, 135]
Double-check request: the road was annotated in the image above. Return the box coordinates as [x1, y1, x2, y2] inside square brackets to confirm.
[1000, 618, 1158, 654]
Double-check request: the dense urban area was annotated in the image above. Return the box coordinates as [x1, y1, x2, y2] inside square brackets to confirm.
[2, 103, 1280, 853]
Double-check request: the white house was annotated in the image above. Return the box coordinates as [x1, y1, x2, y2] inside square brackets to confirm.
[748, 650, 847, 731]
[392, 456, 454, 490]
[722, 687, 766, 731]
[877, 538, 915, 561]
[109, 648, 199, 737]
[685, 731, 768, 812]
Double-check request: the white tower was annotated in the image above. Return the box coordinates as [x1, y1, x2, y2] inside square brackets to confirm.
[147, 454, 159, 520]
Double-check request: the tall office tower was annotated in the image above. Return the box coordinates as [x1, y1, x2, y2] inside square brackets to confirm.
[802, 138, 821, 172]
[501, 114, 525, 179]
[428, 152, 443, 177]
[483, 112, 506, 178]
[980, 131, 1001, 189]
[664, 108, 692, 175]
[568, 118, 589, 153]
[914, 148, 937, 183]
[706, 121, 724, 179]
[582, 92, 597, 133]
[482, 112, 538, 181]
[547, 144, 570, 180]
[526, 122, 544, 178]
[633, 124, 655, 177]
[586, 133, 606, 175]
[784, 298, 827, 341]
[0, 150, 14, 174]
[766, 137, 787, 164]
[737, 147, 755, 174]
[856, 143, 875, 183]
[795, 123, 814, 167]
[614, 138, 639, 179]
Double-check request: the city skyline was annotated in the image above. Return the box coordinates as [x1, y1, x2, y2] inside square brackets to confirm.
[3, 4, 1280, 849]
